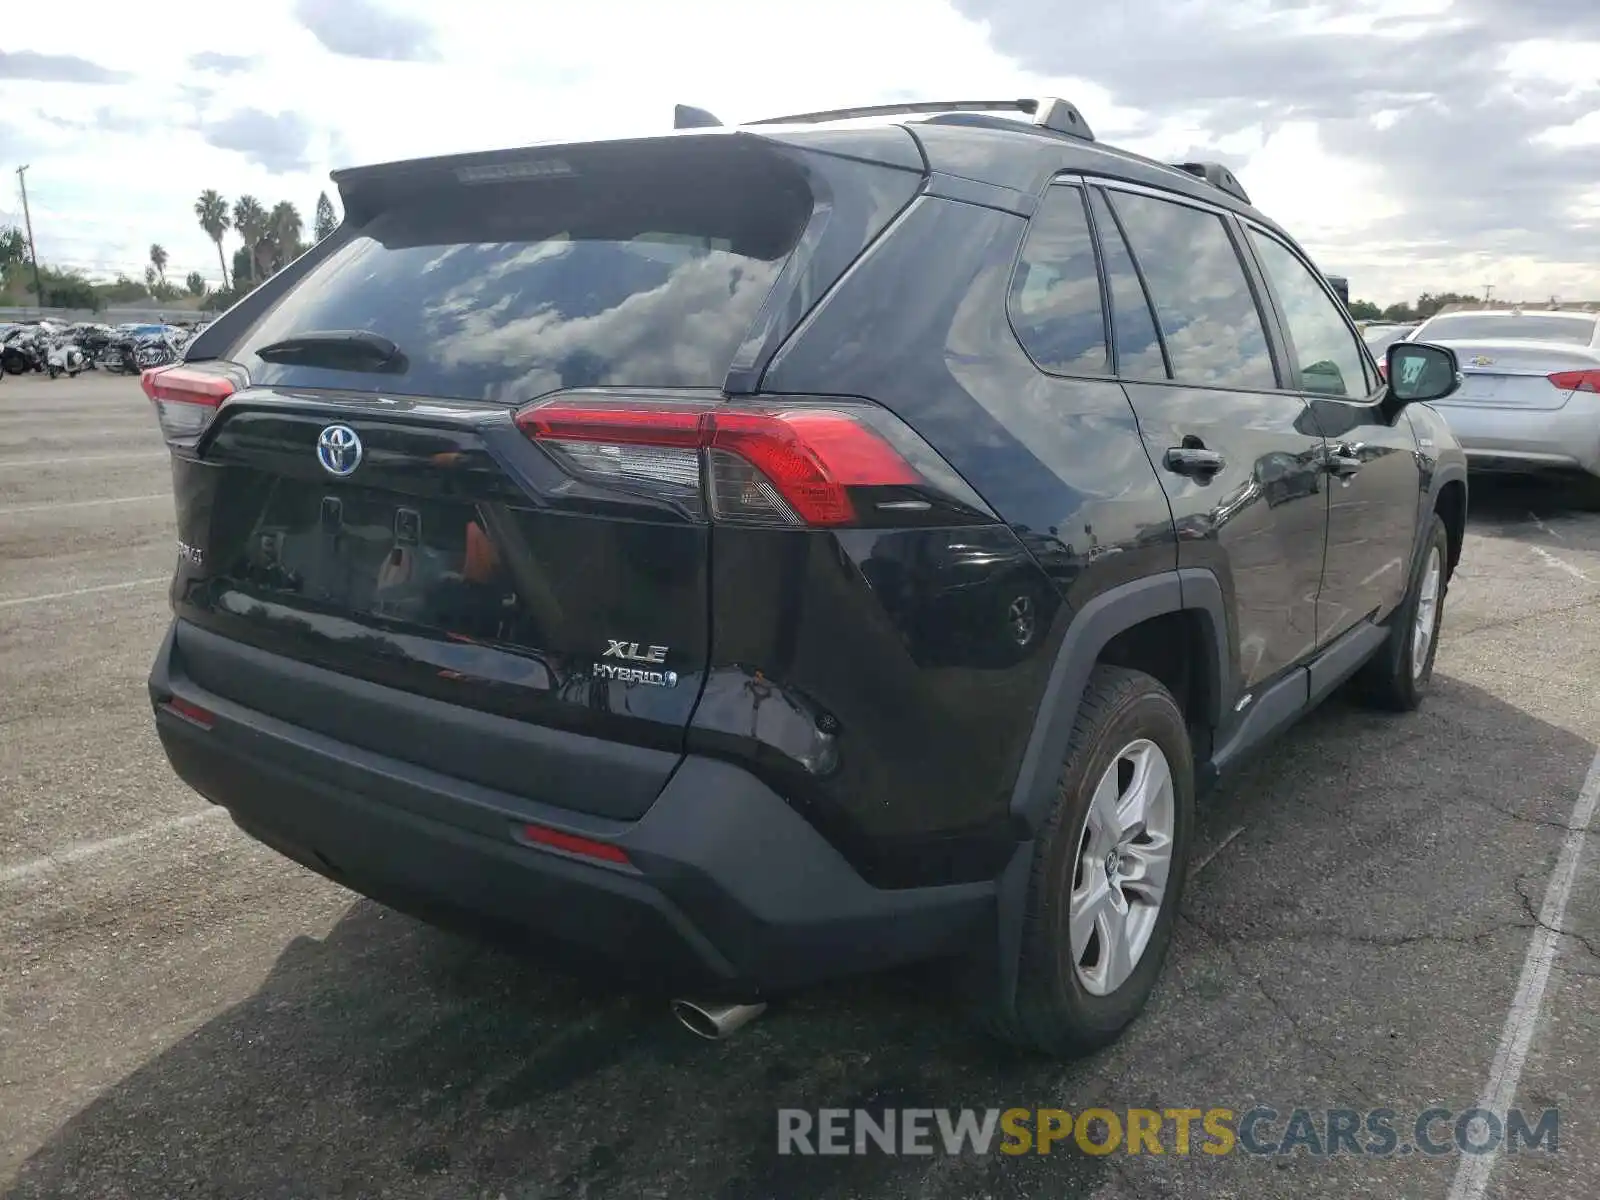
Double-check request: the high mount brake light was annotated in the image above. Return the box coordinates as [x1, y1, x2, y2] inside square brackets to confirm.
[514, 397, 953, 528]
[1548, 369, 1600, 393]
[142, 362, 247, 444]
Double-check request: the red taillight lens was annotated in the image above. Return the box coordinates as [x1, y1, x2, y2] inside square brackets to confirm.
[515, 395, 982, 528]
[142, 362, 246, 444]
[519, 823, 631, 866]
[1376, 360, 1388, 381]
[1548, 369, 1600, 393]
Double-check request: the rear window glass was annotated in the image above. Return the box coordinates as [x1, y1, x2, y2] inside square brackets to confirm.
[1415, 314, 1598, 344]
[236, 157, 813, 402]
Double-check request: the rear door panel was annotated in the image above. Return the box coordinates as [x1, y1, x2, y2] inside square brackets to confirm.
[1096, 183, 1327, 690]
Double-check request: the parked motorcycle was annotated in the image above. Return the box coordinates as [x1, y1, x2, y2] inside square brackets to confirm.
[1, 329, 46, 375]
[46, 340, 86, 379]
[132, 330, 182, 370]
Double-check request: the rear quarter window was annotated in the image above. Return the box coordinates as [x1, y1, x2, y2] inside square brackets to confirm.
[1007, 184, 1109, 376]
[234, 159, 814, 403]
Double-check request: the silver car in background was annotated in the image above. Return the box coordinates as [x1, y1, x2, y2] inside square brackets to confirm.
[1405, 309, 1600, 482]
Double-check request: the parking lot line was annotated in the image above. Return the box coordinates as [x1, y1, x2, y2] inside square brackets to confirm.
[0, 451, 167, 469]
[1447, 747, 1600, 1200]
[0, 808, 225, 887]
[0, 493, 168, 517]
[0, 577, 168, 608]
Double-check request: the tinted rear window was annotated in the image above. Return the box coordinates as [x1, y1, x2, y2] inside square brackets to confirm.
[236, 152, 814, 402]
[1416, 314, 1598, 344]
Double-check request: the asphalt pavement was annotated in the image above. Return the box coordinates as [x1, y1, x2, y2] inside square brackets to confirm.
[2, 372, 1598, 1199]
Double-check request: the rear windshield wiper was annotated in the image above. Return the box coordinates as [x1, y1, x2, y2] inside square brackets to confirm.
[254, 330, 407, 373]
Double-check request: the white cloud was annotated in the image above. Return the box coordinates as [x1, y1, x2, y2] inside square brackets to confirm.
[2, 0, 1597, 308]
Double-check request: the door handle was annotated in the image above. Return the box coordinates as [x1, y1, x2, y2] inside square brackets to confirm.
[1163, 446, 1226, 478]
[1323, 444, 1363, 477]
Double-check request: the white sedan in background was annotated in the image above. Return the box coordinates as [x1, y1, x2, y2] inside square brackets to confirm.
[1405, 308, 1600, 490]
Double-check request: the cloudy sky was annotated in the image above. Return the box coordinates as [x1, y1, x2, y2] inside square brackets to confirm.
[3, 0, 1598, 306]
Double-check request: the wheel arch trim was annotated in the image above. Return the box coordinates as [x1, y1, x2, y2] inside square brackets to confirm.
[988, 567, 1229, 1014]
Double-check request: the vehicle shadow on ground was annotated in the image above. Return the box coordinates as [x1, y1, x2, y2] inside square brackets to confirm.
[8, 678, 1595, 1200]
[1460, 473, 1600, 542]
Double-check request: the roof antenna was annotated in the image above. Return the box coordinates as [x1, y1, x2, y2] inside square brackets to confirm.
[674, 104, 723, 129]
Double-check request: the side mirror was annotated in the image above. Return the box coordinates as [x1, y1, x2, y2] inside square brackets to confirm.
[1387, 342, 1460, 404]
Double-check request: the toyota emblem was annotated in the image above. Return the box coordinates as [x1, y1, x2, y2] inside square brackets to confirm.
[316, 425, 363, 477]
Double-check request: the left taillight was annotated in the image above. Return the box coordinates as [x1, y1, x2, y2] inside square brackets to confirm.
[141, 362, 247, 445]
[1548, 368, 1600, 394]
[513, 393, 994, 528]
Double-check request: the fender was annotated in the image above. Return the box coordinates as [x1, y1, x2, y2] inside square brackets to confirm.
[1407, 404, 1468, 583]
[987, 568, 1231, 1013]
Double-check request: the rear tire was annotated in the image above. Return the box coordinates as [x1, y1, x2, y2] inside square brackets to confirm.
[1358, 512, 1449, 711]
[980, 666, 1194, 1058]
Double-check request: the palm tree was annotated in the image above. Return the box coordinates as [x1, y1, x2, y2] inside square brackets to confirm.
[149, 244, 169, 287]
[232, 196, 267, 285]
[193, 190, 230, 290]
[269, 201, 304, 273]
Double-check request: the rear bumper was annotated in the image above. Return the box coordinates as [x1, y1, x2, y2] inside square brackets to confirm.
[1429, 396, 1600, 475]
[149, 620, 995, 998]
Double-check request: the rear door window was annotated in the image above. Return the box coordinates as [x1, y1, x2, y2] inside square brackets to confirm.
[1088, 188, 1168, 381]
[235, 158, 814, 403]
[1008, 184, 1110, 376]
[1105, 190, 1277, 391]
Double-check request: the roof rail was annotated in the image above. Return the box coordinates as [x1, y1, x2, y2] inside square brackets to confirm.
[746, 97, 1094, 142]
[674, 104, 724, 129]
[1172, 161, 1251, 205]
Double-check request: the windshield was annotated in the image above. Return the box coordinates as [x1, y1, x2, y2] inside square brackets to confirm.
[1415, 313, 1598, 344]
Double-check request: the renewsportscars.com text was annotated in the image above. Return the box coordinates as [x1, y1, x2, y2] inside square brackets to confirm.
[777, 1106, 1559, 1157]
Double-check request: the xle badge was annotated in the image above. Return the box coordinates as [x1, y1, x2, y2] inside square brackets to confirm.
[597, 639, 677, 687]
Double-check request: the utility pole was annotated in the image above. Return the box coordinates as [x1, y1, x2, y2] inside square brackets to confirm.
[1482, 283, 1494, 306]
[15, 165, 45, 312]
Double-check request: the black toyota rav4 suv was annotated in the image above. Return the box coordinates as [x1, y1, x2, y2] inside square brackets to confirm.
[145, 97, 1467, 1057]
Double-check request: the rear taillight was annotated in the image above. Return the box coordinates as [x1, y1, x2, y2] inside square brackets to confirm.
[514, 394, 991, 528]
[1376, 360, 1388, 381]
[142, 362, 247, 444]
[1548, 369, 1600, 393]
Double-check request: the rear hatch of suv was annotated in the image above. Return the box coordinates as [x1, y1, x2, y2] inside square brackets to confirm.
[149, 128, 925, 820]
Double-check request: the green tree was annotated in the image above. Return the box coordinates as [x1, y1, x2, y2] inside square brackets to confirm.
[149, 243, 169, 287]
[1381, 302, 1417, 322]
[194, 189, 231, 290]
[314, 191, 337, 241]
[100, 273, 150, 303]
[1348, 299, 1382, 321]
[232, 195, 268, 284]
[231, 246, 253, 292]
[0, 225, 26, 270]
[185, 271, 206, 297]
[1414, 291, 1479, 320]
[268, 200, 304, 272]
[34, 266, 101, 311]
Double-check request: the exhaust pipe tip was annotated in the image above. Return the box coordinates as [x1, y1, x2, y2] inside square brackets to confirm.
[671, 998, 768, 1040]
